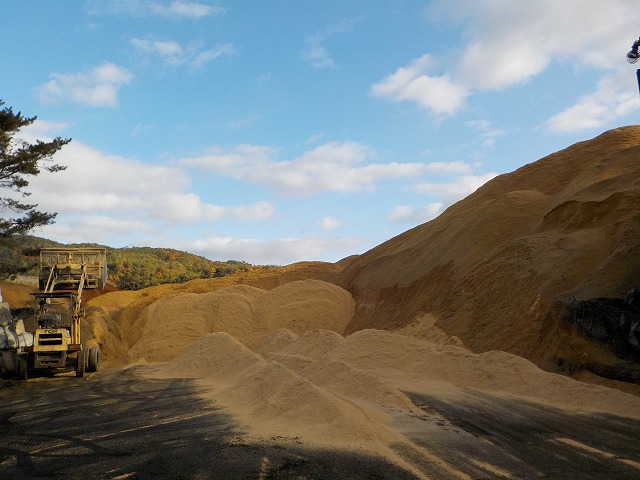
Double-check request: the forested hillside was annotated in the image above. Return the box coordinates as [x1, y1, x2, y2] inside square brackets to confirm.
[107, 247, 252, 290]
[0, 236, 257, 290]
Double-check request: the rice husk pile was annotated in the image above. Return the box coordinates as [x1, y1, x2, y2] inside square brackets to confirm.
[336, 126, 640, 377]
[148, 324, 640, 477]
[127, 279, 355, 362]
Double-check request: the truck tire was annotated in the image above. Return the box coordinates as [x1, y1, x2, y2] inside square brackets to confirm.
[87, 346, 100, 373]
[76, 351, 85, 377]
[17, 357, 28, 380]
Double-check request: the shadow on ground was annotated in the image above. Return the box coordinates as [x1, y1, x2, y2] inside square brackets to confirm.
[4, 367, 640, 479]
[395, 390, 640, 479]
[0, 368, 414, 479]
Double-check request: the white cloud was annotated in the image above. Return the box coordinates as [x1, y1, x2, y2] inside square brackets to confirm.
[413, 173, 498, 206]
[431, 0, 636, 89]
[27, 142, 187, 213]
[35, 63, 133, 107]
[301, 17, 361, 69]
[424, 161, 473, 175]
[388, 203, 445, 225]
[191, 43, 236, 68]
[374, 0, 639, 127]
[42, 215, 156, 246]
[22, 119, 70, 138]
[130, 123, 153, 137]
[458, 42, 548, 92]
[156, 195, 272, 223]
[545, 70, 640, 133]
[131, 38, 181, 60]
[233, 202, 276, 222]
[183, 234, 362, 265]
[178, 142, 428, 195]
[307, 131, 327, 144]
[11, 123, 279, 250]
[15, 139, 274, 247]
[370, 55, 469, 116]
[466, 120, 506, 150]
[150, 1, 224, 18]
[320, 216, 341, 230]
[302, 34, 336, 69]
[182, 144, 277, 170]
[92, 0, 225, 18]
[131, 38, 235, 69]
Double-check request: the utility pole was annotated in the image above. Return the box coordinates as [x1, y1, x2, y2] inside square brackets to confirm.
[627, 37, 640, 95]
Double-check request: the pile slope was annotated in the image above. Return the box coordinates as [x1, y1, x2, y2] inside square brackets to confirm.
[336, 126, 640, 380]
[81, 261, 344, 363]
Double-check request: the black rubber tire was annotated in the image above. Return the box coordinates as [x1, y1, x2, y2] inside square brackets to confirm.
[17, 357, 28, 380]
[87, 345, 100, 373]
[76, 351, 85, 377]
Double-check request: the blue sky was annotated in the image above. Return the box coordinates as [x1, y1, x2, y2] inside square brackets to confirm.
[2, 0, 640, 265]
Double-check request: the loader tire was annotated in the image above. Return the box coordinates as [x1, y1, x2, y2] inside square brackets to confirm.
[88, 345, 100, 373]
[76, 351, 85, 377]
[17, 357, 28, 380]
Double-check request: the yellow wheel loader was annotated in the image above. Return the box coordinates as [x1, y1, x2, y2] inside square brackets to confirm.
[14, 248, 107, 379]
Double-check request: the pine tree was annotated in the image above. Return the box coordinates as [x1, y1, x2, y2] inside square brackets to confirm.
[0, 100, 70, 237]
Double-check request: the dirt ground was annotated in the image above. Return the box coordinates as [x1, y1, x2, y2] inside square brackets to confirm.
[0, 368, 426, 480]
[1, 367, 639, 479]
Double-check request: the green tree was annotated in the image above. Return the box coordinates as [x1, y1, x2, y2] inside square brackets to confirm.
[0, 100, 70, 237]
[0, 100, 71, 278]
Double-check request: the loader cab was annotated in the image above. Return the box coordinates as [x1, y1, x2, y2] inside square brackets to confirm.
[38, 313, 65, 329]
[33, 292, 82, 345]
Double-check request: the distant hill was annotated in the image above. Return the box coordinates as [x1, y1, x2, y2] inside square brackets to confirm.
[106, 247, 253, 290]
[0, 236, 256, 290]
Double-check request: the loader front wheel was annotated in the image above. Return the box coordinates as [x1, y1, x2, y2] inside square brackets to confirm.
[76, 351, 85, 377]
[88, 346, 100, 373]
[17, 357, 28, 380]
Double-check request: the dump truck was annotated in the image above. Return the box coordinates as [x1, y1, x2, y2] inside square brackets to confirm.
[3, 248, 107, 379]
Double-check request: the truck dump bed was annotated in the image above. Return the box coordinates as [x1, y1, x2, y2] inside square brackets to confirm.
[39, 248, 108, 291]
